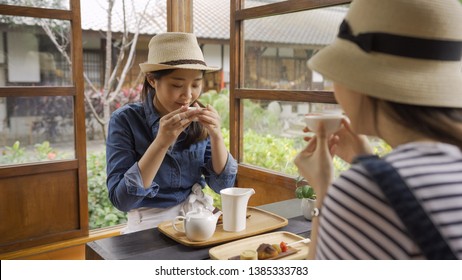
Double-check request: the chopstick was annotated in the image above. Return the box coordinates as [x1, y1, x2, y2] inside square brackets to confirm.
[287, 238, 311, 247]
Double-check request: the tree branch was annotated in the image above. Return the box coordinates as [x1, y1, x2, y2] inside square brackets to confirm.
[108, 0, 150, 103]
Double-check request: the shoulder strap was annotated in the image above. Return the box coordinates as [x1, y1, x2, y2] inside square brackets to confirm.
[355, 155, 457, 260]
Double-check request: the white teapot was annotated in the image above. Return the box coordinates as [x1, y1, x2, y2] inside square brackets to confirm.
[172, 207, 222, 241]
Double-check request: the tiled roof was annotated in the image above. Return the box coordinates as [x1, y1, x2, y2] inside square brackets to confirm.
[193, 0, 230, 40]
[81, 0, 347, 46]
[242, 6, 346, 47]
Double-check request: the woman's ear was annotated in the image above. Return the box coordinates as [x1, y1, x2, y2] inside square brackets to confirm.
[148, 79, 156, 88]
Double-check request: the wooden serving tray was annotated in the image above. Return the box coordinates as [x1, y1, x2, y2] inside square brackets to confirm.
[158, 207, 288, 247]
[209, 231, 309, 260]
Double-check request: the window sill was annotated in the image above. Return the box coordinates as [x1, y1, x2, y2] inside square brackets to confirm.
[0, 224, 125, 260]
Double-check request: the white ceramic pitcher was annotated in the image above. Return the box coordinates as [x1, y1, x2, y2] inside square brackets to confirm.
[220, 188, 255, 232]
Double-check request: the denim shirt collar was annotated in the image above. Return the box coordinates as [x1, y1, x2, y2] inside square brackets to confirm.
[144, 89, 160, 129]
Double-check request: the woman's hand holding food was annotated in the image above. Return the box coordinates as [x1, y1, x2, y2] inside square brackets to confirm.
[195, 104, 228, 175]
[156, 106, 192, 148]
[196, 104, 223, 139]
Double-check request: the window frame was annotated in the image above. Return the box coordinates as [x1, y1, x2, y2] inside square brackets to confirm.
[230, 0, 350, 203]
[0, 0, 88, 253]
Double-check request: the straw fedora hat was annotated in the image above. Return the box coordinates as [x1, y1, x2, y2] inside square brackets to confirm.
[309, 0, 462, 108]
[139, 32, 220, 73]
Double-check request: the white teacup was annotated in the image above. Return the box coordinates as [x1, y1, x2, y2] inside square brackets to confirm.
[187, 107, 203, 122]
[304, 113, 343, 135]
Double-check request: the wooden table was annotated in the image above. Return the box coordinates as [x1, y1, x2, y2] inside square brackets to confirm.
[85, 199, 311, 260]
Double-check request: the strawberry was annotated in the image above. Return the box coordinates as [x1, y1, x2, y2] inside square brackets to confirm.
[280, 241, 288, 252]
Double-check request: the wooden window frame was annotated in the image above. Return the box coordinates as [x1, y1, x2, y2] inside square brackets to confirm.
[167, 0, 193, 32]
[0, 0, 88, 254]
[230, 0, 350, 205]
[0, 0, 196, 258]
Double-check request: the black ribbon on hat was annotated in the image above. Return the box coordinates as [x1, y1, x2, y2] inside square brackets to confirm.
[338, 20, 462, 61]
[161, 59, 207, 66]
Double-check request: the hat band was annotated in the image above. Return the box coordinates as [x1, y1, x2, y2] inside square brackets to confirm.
[338, 20, 462, 61]
[160, 59, 207, 66]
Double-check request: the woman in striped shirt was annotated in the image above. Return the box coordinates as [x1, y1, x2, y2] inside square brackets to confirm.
[295, 0, 462, 259]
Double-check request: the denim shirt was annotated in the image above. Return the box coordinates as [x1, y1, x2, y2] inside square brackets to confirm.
[106, 91, 237, 212]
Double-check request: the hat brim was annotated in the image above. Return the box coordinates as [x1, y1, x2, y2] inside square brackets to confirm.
[309, 39, 462, 108]
[140, 63, 220, 74]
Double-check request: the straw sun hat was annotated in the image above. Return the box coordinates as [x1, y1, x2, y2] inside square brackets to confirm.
[139, 32, 219, 73]
[309, 0, 462, 108]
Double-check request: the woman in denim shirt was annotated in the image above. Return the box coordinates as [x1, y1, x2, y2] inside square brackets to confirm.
[106, 32, 237, 233]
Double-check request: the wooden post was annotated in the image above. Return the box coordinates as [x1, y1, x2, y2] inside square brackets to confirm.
[167, 0, 193, 32]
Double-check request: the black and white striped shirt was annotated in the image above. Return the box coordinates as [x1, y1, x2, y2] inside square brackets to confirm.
[316, 142, 462, 259]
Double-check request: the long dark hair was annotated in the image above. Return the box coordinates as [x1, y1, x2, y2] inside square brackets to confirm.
[141, 69, 208, 148]
[375, 99, 462, 150]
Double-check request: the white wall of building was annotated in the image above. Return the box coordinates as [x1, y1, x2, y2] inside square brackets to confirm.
[203, 44, 222, 69]
[203, 43, 231, 86]
[223, 44, 230, 84]
[7, 32, 40, 83]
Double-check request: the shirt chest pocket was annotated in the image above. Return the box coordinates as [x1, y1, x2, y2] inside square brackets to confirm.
[180, 148, 206, 183]
[157, 141, 208, 189]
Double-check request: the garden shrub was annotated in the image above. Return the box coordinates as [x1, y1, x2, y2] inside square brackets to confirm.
[87, 151, 127, 229]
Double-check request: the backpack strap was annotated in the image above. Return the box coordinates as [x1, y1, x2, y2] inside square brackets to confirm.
[355, 155, 457, 259]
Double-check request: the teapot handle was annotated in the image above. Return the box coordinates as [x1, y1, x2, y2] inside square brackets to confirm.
[172, 216, 186, 233]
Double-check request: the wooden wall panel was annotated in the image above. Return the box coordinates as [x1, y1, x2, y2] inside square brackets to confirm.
[239, 176, 296, 206]
[237, 165, 296, 206]
[0, 170, 80, 253]
[0, 0, 88, 255]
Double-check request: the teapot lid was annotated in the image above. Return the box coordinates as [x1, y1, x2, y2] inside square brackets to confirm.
[186, 207, 211, 219]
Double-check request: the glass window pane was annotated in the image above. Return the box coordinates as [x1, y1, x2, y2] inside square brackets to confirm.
[0, 96, 75, 166]
[0, 16, 73, 86]
[83, 51, 102, 89]
[0, 0, 70, 10]
[243, 6, 347, 90]
[242, 99, 342, 176]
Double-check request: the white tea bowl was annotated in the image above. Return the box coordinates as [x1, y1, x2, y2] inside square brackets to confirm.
[304, 113, 343, 135]
[188, 107, 203, 121]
